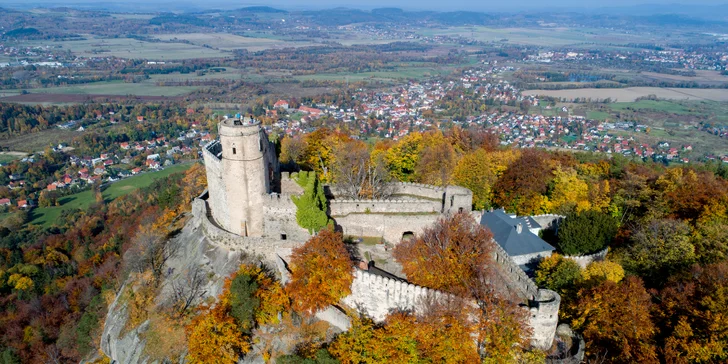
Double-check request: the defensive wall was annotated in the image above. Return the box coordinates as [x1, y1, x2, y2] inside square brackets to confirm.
[564, 247, 609, 269]
[341, 267, 560, 350]
[329, 182, 473, 244]
[191, 193, 300, 262]
[342, 268, 442, 321]
[491, 237, 540, 300]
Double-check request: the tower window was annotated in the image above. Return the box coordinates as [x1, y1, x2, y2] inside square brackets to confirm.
[258, 139, 263, 152]
[232, 147, 236, 155]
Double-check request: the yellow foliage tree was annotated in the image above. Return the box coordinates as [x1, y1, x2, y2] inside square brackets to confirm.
[186, 281, 251, 363]
[582, 260, 625, 284]
[548, 167, 591, 213]
[384, 132, 423, 182]
[453, 149, 520, 210]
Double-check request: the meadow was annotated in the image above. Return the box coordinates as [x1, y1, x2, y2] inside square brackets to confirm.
[523, 87, 728, 102]
[152, 33, 317, 52]
[23, 35, 229, 60]
[28, 163, 192, 227]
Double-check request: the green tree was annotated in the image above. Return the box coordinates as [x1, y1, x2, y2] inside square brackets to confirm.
[292, 171, 331, 233]
[557, 210, 618, 255]
[534, 254, 582, 295]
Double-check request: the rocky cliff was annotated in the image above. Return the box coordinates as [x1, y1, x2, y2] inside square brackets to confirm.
[99, 216, 249, 364]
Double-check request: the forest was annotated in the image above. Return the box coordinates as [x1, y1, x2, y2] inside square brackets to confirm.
[0, 124, 727, 363]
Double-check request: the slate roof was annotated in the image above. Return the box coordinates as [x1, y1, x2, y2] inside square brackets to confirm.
[480, 208, 555, 257]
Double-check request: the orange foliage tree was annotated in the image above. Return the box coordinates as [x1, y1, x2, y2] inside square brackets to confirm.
[392, 212, 493, 295]
[185, 275, 252, 363]
[568, 276, 658, 363]
[286, 229, 354, 314]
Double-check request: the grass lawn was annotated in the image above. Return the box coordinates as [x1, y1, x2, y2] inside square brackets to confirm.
[610, 100, 693, 114]
[28, 163, 192, 227]
[587, 110, 613, 120]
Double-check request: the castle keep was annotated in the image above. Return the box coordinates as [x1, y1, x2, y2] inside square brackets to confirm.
[202, 116, 279, 237]
[197, 116, 560, 350]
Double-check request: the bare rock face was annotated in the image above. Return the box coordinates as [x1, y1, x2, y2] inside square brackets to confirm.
[100, 217, 247, 364]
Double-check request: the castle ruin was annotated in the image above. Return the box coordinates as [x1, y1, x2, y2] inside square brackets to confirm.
[196, 116, 560, 350]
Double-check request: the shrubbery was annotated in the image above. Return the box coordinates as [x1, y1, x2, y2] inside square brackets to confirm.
[292, 171, 331, 233]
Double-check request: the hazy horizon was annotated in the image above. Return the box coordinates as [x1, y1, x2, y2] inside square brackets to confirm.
[3, 0, 728, 13]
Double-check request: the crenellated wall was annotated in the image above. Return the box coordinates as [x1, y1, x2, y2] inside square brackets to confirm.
[529, 289, 561, 350]
[563, 247, 609, 269]
[342, 269, 441, 321]
[491, 238, 540, 300]
[329, 199, 441, 216]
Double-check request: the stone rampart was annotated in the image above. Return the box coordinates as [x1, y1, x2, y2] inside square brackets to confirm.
[491, 239, 540, 300]
[329, 199, 440, 216]
[531, 214, 564, 230]
[393, 182, 445, 201]
[529, 289, 561, 350]
[191, 197, 298, 262]
[342, 269, 439, 321]
[564, 247, 609, 269]
[334, 213, 440, 244]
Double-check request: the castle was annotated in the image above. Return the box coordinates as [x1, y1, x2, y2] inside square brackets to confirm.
[197, 116, 560, 350]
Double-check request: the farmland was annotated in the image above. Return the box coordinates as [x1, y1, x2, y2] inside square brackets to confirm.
[22, 35, 229, 60]
[27, 163, 192, 227]
[523, 87, 728, 102]
[152, 33, 317, 51]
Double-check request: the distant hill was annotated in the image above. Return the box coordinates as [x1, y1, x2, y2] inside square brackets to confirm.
[3, 27, 41, 38]
[238, 6, 287, 13]
[432, 11, 495, 26]
[149, 14, 209, 27]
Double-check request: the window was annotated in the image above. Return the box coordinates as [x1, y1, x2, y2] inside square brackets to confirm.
[232, 147, 236, 155]
[258, 139, 263, 151]
[280, 233, 287, 240]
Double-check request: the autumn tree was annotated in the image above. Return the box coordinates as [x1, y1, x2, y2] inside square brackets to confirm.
[415, 131, 457, 186]
[186, 280, 251, 364]
[657, 262, 728, 363]
[568, 277, 658, 363]
[332, 140, 393, 199]
[393, 212, 494, 295]
[453, 149, 519, 210]
[534, 254, 582, 295]
[287, 229, 354, 314]
[581, 260, 624, 285]
[383, 132, 423, 182]
[493, 149, 555, 215]
[621, 219, 695, 285]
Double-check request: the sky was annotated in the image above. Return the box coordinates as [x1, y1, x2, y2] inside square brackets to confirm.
[3, 0, 728, 13]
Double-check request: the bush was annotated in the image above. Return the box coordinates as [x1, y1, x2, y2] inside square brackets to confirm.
[292, 171, 331, 233]
[557, 210, 618, 255]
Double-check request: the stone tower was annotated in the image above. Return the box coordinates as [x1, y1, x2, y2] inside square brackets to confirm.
[202, 116, 278, 237]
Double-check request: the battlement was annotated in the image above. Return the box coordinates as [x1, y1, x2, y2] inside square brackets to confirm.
[342, 268, 442, 321]
[490, 238, 540, 300]
[329, 198, 440, 216]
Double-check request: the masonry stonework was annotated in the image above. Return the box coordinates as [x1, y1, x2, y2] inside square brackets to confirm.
[199, 120, 560, 351]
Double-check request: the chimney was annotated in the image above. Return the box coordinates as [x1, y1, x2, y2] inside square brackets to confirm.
[516, 223, 522, 234]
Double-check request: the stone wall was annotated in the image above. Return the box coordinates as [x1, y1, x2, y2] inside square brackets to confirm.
[529, 289, 561, 350]
[512, 251, 554, 267]
[342, 269, 441, 321]
[564, 247, 609, 269]
[491, 239, 540, 300]
[329, 199, 441, 216]
[334, 213, 440, 244]
[262, 192, 312, 243]
[191, 197, 299, 262]
[393, 182, 446, 201]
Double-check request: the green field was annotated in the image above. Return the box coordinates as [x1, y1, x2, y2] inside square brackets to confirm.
[416, 26, 653, 47]
[586, 110, 613, 120]
[22, 35, 229, 60]
[28, 163, 192, 227]
[609, 100, 694, 114]
[15, 80, 199, 97]
[294, 67, 451, 82]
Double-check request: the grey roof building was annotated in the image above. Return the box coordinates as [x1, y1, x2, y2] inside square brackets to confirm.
[480, 208, 555, 268]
